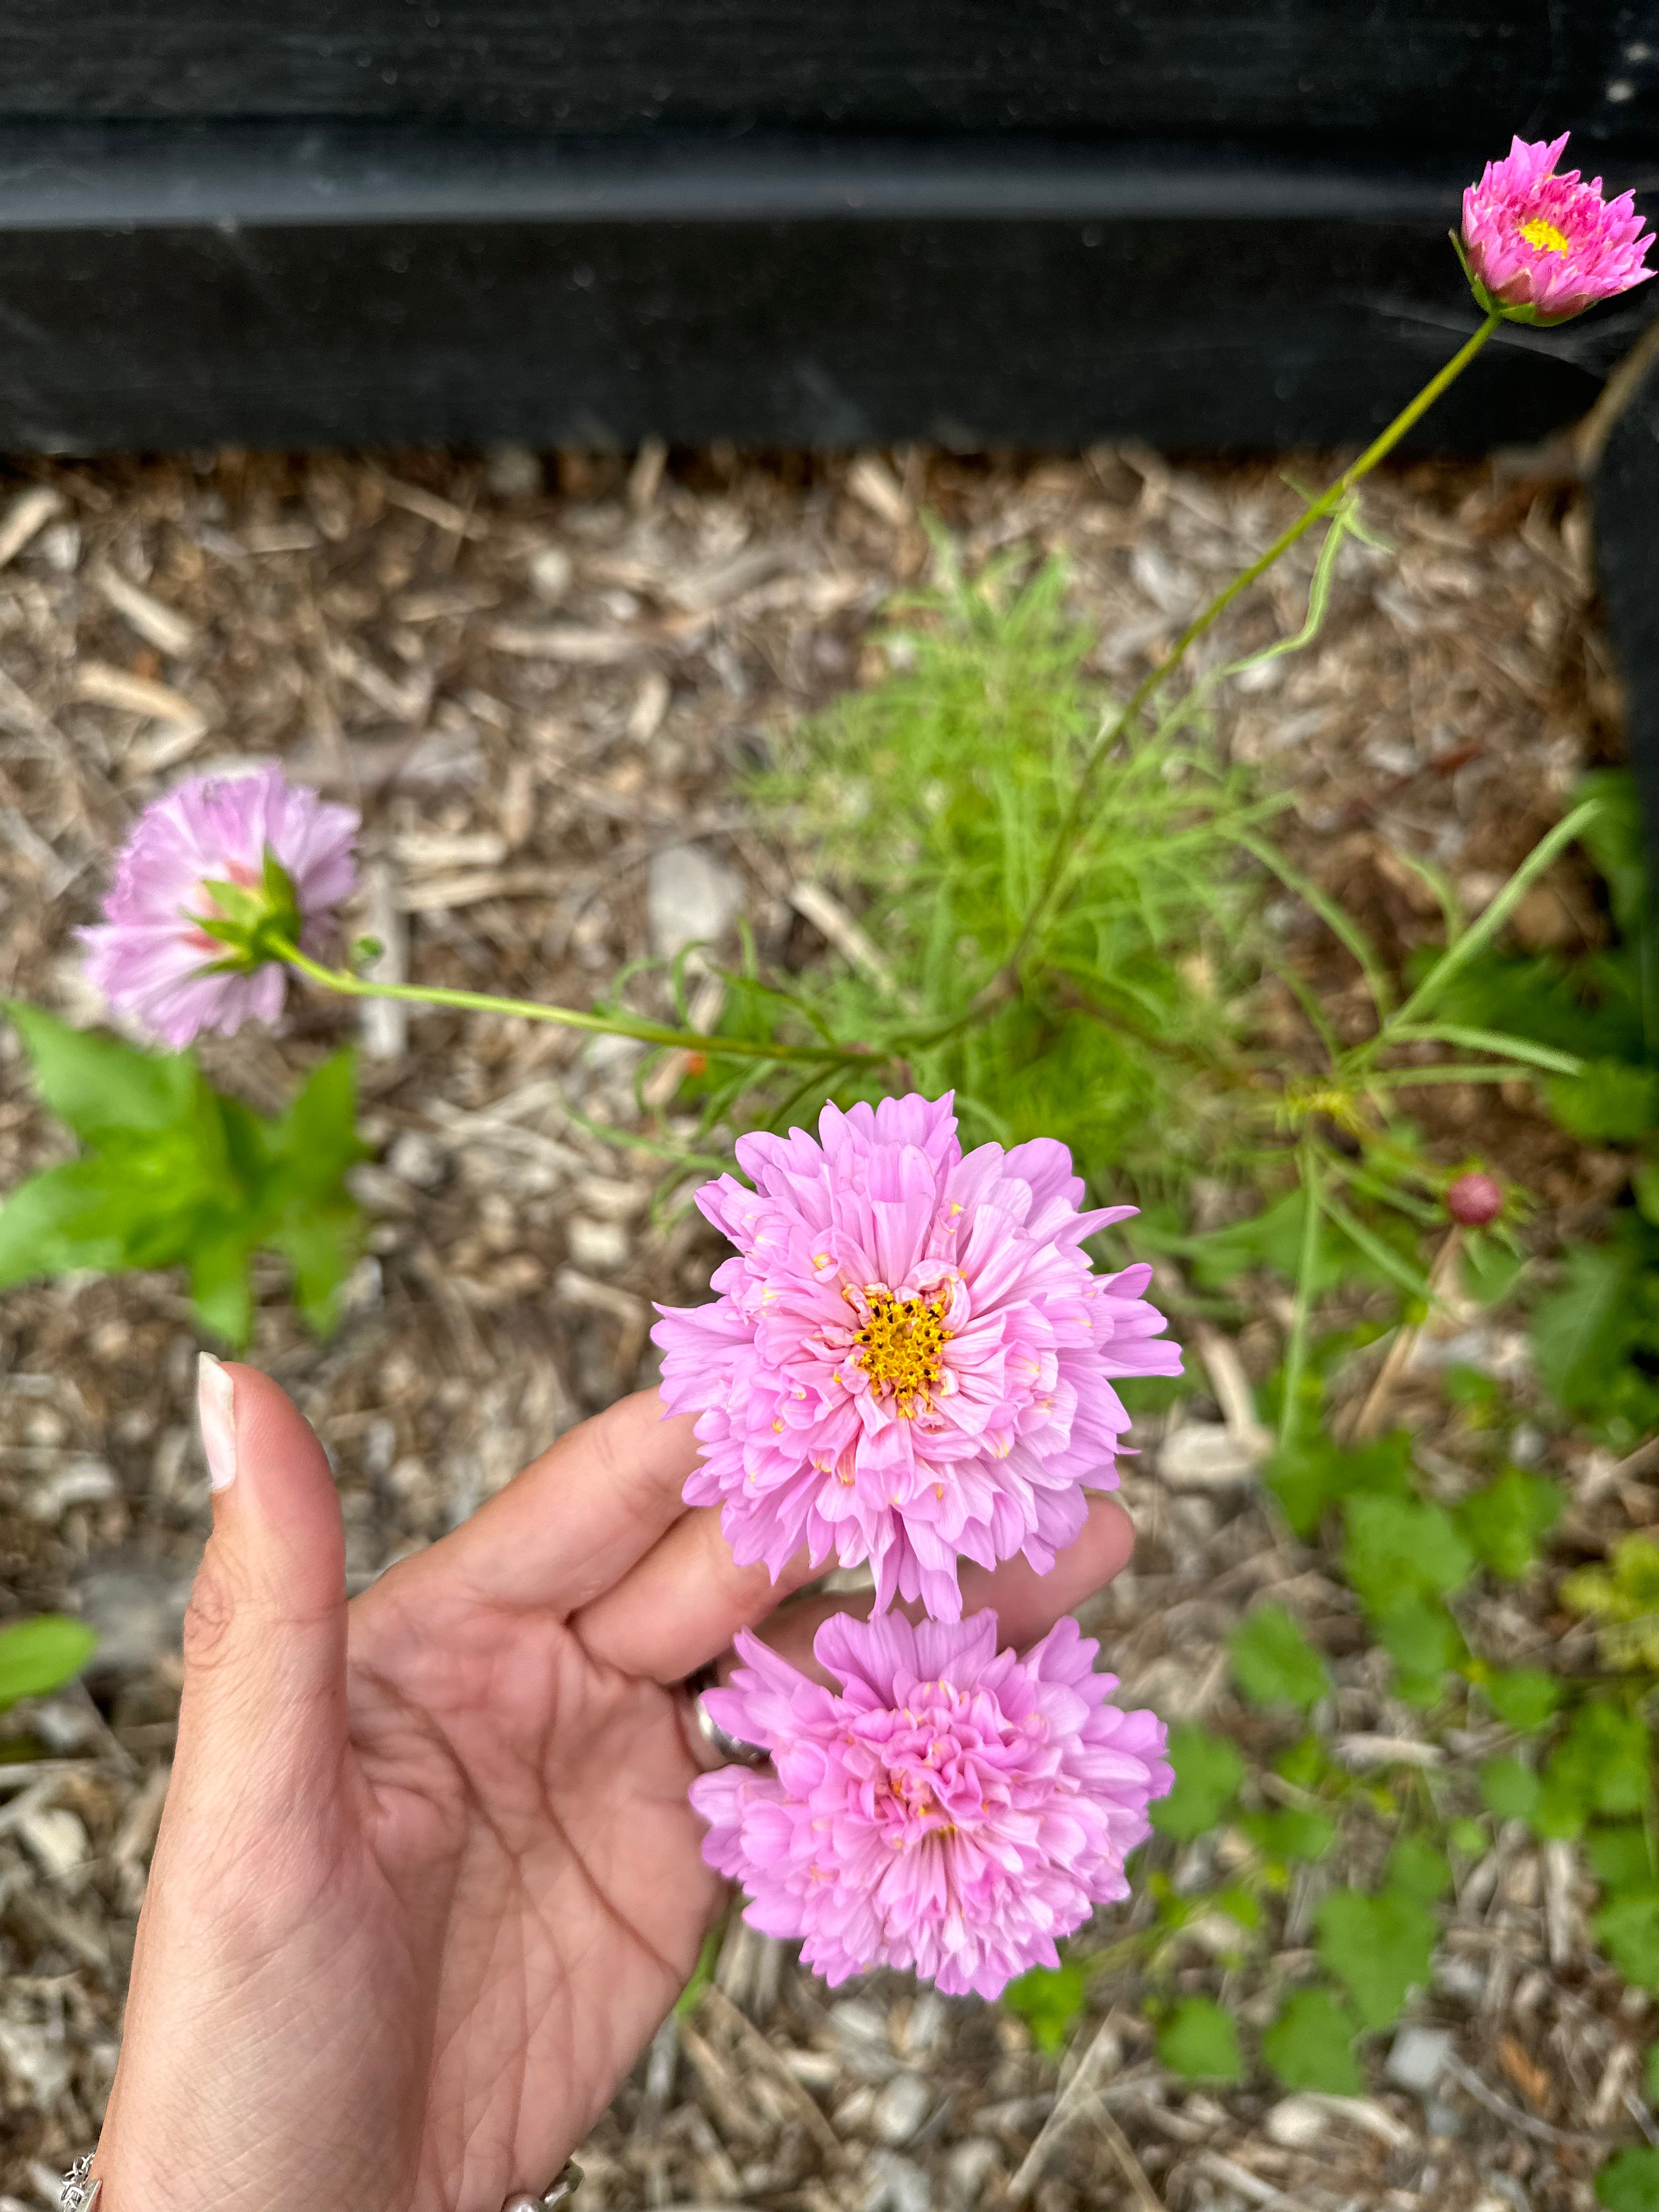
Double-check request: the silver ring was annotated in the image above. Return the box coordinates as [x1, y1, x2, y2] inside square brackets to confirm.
[503, 2159, 584, 2210]
[685, 1664, 769, 1768]
[59, 2155, 100, 2212]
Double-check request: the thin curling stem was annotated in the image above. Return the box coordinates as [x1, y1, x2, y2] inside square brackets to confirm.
[275, 943, 868, 1069]
[1002, 309, 1504, 985]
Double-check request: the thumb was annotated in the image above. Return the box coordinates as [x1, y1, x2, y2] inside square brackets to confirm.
[176, 1352, 349, 1814]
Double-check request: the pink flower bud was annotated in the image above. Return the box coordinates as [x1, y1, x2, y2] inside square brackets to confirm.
[1446, 1172, 1503, 1228]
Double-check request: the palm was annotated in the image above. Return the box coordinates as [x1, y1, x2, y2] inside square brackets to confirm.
[348, 1573, 718, 2209]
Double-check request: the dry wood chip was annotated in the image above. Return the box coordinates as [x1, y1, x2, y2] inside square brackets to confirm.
[789, 881, 916, 1009]
[1196, 2149, 1314, 2209]
[1498, 2034, 1553, 2112]
[396, 865, 565, 913]
[0, 485, 63, 568]
[91, 563, 199, 657]
[847, 455, 912, 528]
[374, 472, 488, 539]
[668, 541, 796, 613]
[698, 1985, 842, 2163]
[488, 620, 652, 664]
[239, 519, 322, 555]
[1333, 1734, 1444, 1770]
[75, 661, 206, 735]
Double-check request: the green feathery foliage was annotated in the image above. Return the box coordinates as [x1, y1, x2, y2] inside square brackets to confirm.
[740, 551, 1276, 1198]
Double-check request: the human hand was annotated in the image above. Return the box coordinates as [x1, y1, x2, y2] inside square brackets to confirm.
[94, 1356, 1135, 2212]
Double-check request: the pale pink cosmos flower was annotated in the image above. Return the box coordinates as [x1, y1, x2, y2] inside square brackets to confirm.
[690, 1607, 1171, 1999]
[1459, 132, 1654, 324]
[653, 1093, 1179, 1621]
[81, 764, 359, 1048]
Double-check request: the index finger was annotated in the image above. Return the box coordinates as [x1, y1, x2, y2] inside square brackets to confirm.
[398, 1387, 706, 1618]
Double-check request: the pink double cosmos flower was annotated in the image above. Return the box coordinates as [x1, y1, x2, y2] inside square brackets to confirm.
[1459, 132, 1654, 325]
[690, 1609, 1171, 2000]
[653, 1092, 1180, 1623]
[81, 765, 359, 1049]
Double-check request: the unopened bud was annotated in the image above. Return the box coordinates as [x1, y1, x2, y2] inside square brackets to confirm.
[1446, 1172, 1503, 1228]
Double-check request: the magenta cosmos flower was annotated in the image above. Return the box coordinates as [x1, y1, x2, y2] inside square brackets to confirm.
[690, 1607, 1170, 1999]
[653, 1093, 1179, 1621]
[81, 765, 359, 1048]
[1459, 133, 1654, 324]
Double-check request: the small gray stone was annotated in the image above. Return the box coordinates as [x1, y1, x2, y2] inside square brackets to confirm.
[388, 1130, 447, 1189]
[647, 841, 743, 960]
[944, 2138, 999, 2210]
[1263, 2095, 1329, 2148]
[484, 442, 543, 498]
[74, 1554, 196, 1677]
[871, 2070, 933, 2147]
[528, 543, 573, 602]
[566, 1216, 630, 1274]
[865, 2149, 932, 2212]
[1386, 2025, 1453, 2095]
[830, 1997, 896, 2079]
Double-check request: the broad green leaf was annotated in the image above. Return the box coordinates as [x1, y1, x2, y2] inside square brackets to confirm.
[1562, 1538, 1659, 1672]
[1265, 1426, 1414, 1538]
[1341, 1494, 1474, 1615]
[1457, 1469, 1563, 1581]
[0, 1160, 156, 1284]
[1188, 1187, 1412, 1297]
[265, 1049, 372, 1188]
[4, 1002, 199, 1139]
[1460, 1232, 1526, 1308]
[269, 1196, 363, 1337]
[1594, 1895, 1659, 1992]
[0, 1614, 98, 1710]
[1314, 1887, 1436, 2031]
[1480, 1754, 1540, 1824]
[1002, 1961, 1087, 2054]
[1599, 2147, 1659, 2212]
[1150, 1725, 1244, 1841]
[1586, 1824, 1657, 1897]
[1544, 1702, 1651, 1825]
[1261, 1989, 1363, 2094]
[1156, 1996, 1242, 2083]
[1547, 1060, 1659, 1143]
[1385, 1835, 1451, 1903]
[1576, 770, 1646, 937]
[189, 1230, 256, 1350]
[1483, 1667, 1564, 1734]
[1229, 1606, 1330, 1711]
[1646, 2042, 1659, 2109]
[1374, 1596, 1464, 1705]
[1533, 1240, 1643, 1415]
[1239, 1807, 1336, 1864]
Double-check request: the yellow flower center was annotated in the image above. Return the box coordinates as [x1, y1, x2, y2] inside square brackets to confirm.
[1517, 215, 1571, 256]
[853, 1289, 952, 1416]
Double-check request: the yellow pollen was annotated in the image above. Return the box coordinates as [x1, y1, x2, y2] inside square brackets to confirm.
[772, 1420, 784, 1433]
[851, 1286, 952, 1412]
[1518, 215, 1571, 255]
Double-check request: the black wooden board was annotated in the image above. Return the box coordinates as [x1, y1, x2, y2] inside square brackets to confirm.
[0, 130, 1649, 454]
[0, 1, 1652, 154]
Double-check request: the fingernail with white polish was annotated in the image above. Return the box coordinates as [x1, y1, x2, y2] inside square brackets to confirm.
[198, 1353, 238, 1491]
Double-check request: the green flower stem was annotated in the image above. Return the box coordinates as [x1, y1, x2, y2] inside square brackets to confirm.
[275, 943, 869, 1070]
[1279, 1137, 1324, 1455]
[1001, 308, 1505, 988]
